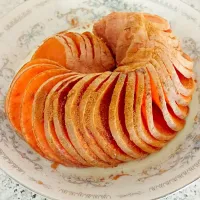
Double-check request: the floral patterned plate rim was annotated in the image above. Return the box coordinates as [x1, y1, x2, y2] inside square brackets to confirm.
[0, 0, 200, 200]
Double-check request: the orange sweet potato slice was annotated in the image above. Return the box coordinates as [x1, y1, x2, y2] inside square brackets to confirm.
[147, 63, 185, 131]
[116, 19, 149, 65]
[83, 32, 115, 73]
[62, 32, 96, 73]
[19, 59, 62, 73]
[156, 51, 194, 104]
[65, 74, 113, 167]
[60, 33, 79, 60]
[79, 72, 121, 165]
[116, 26, 139, 65]
[20, 69, 69, 161]
[6, 64, 61, 135]
[59, 32, 115, 73]
[142, 66, 176, 141]
[93, 12, 131, 53]
[152, 56, 189, 119]
[83, 72, 132, 162]
[51, 76, 89, 166]
[62, 32, 93, 73]
[83, 32, 94, 59]
[81, 34, 94, 68]
[93, 12, 152, 55]
[6, 59, 63, 100]
[74, 33, 87, 59]
[134, 69, 167, 148]
[32, 36, 68, 67]
[97, 36, 115, 71]
[44, 75, 86, 167]
[168, 53, 194, 79]
[121, 47, 153, 66]
[152, 40, 191, 69]
[124, 72, 157, 153]
[65, 32, 87, 63]
[5, 60, 64, 116]
[59, 33, 81, 73]
[177, 51, 193, 70]
[83, 32, 101, 64]
[156, 53, 194, 109]
[115, 62, 147, 73]
[72, 33, 89, 72]
[124, 72, 158, 153]
[33, 72, 80, 166]
[143, 13, 170, 31]
[145, 25, 179, 50]
[62, 32, 81, 57]
[109, 73, 148, 157]
[154, 43, 194, 79]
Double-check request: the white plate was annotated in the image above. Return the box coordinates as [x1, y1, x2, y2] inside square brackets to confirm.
[0, 0, 200, 199]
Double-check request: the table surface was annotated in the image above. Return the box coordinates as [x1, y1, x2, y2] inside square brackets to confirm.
[0, 0, 200, 200]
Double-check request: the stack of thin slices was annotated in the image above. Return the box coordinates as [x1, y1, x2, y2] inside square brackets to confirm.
[5, 12, 195, 168]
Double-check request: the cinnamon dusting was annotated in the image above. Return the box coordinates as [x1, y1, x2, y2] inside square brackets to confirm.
[51, 162, 59, 170]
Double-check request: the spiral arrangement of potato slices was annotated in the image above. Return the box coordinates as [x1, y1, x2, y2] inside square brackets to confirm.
[5, 12, 195, 168]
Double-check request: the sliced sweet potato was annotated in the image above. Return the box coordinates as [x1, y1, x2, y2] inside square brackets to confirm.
[93, 12, 132, 53]
[5, 60, 64, 116]
[74, 33, 87, 59]
[116, 29, 134, 65]
[116, 26, 148, 65]
[52, 76, 89, 166]
[152, 56, 189, 119]
[84, 32, 101, 65]
[65, 74, 113, 167]
[82, 33, 94, 59]
[63, 32, 82, 57]
[93, 12, 153, 55]
[32, 36, 68, 67]
[116, 20, 149, 65]
[81, 34, 94, 68]
[83, 32, 115, 72]
[83, 72, 132, 162]
[143, 13, 170, 31]
[61, 32, 95, 73]
[6, 59, 63, 98]
[156, 52, 194, 109]
[6, 64, 61, 135]
[20, 69, 69, 161]
[147, 26, 179, 50]
[142, 71, 176, 141]
[156, 51, 194, 100]
[109, 73, 148, 157]
[120, 47, 153, 66]
[79, 72, 120, 165]
[33, 72, 79, 166]
[115, 62, 147, 73]
[5, 12, 196, 168]
[96, 36, 115, 71]
[19, 59, 62, 73]
[177, 51, 193, 70]
[63, 32, 93, 73]
[168, 53, 194, 79]
[59, 32, 114, 73]
[147, 63, 185, 131]
[124, 72, 159, 153]
[61, 33, 79, 60]
[59, 35, 78, 70]
[134, 69, 167, 148]
[154, 42, 194, 79]
[65, 32, 86, 70]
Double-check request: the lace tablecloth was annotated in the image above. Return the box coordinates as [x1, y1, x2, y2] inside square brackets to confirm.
[0, 0, 200, 199]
